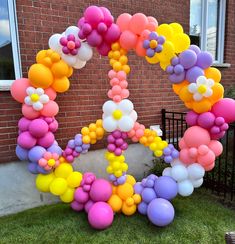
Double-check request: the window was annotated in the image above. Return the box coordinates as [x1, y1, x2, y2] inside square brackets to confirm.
[190, 0, 226, 64]
[0, 0, 21, 90]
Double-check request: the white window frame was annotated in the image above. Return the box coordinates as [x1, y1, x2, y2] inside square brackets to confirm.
[0, 0, 21, 91]
[200, 0, 226, 64]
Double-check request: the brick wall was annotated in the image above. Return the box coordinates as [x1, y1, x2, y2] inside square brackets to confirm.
[0, 0, 234, 163]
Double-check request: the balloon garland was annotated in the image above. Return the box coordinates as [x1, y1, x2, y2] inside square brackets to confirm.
[10, 6, 235, 229]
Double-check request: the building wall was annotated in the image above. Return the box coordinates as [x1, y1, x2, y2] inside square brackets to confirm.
[0, 0, 234, 163]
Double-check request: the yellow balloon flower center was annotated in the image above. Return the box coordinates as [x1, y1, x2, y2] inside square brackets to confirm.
[30, 93, 40, 102]
[112, 109, 123, 120]
[48, 159, 55, 166]
[150, 40, 158, 49]
[197, 85, 207, 94]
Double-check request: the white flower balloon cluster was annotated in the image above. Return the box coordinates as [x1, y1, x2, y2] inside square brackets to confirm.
[48, 26, 93, 69]
[162, 158, 205, 197]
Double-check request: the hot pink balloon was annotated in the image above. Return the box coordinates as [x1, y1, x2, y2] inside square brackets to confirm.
[84, 6, 104, 28]
[29, 119, 49, 138]
[37, 131, 55, 148]
[17, 131, 37, 149]
[104, 24, 121, 43]
[97, 42, 111, 56]
[18, 117, 31, 132]
[100, 7, 114, 27]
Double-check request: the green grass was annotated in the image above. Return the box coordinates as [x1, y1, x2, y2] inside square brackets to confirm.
[0, 190, 234, 244]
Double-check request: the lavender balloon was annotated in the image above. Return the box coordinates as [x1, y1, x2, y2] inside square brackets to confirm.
[186, 66, 204, 83]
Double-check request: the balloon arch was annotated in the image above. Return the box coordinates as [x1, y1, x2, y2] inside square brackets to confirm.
[10, 6, 235, 229]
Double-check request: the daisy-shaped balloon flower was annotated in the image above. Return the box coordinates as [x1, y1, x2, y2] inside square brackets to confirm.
[102, 99, 137, 132]
[38, 152, 60, 171]
[188, 76, 214, 101]
[24, 87, 49, 111]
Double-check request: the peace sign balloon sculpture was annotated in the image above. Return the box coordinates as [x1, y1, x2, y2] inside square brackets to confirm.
[10, 6, 235, 229]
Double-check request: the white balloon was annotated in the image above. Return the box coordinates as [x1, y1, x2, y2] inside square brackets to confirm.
[204, 89, 213, 97]
[171, 164, 188, 182]
[187, 163, 205, 180]
[118, 99, 133, 114]
[26, 87, 35, 96]
[130, 110, 137, 122]
[103, 117, 117, 132]
[193, 93, 203, 101]
[207, 78, 214, 87]
[196, 76, 206, 85]
[118, 116, 134, 132]
[178, 180, 194, 197]
[188, 83, 197, 93]
[65, 26, 80, 37]
[191, 178, 203, 188]
[33, 102, 43, 111]
[24, 96, 32, 105]
[40, 94, 49, 104]
[103, 100, 117, 114]
[36, 88, 44, 96]
[162, 167, 172, 177]
[61, 54, 76, 66]
[48, 34, 62, 53]
[170, 158, 182, 167]
[73, 58, 86, 69]
[77, 43, 93, 61]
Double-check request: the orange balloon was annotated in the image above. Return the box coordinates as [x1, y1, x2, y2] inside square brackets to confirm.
[28, 64, 53, 88]
[41, 100, 59, 117]
[67, 67, 73, 77]
[192, 99, 212, 113]
[52, 77, 70, 93]
[179, 86, 193, 102]
[209, 83, 224, 102]
[36, 50, 47, 64]
[204, 67, 221, 83]
[172, 80, 189, 95]
[51, 60, 69, 78]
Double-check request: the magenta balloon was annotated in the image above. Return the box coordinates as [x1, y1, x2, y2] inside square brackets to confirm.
[186, 66, 204, 83]
[107, 143, 116, 152]
[49, 119, 58, 132]
[212, 98, 235, 123]
[104, 23, 121, 43]
[198, 112, 215, 129]
[116, 138, 124, 147]
[71, 201, 84, 212]
[77, 17, 85, 28]
[29, 119, 49, 138]
[17, 131, 37, 149]
[185, 111, 198, 126]
[37, 132, 55, 148]
[100, 7, 113, 27]
[97, 42, 111, 56]
[179, 50, 197, 69]
[89, 179, 112, 202]
[114, 148, 122, 156]
[196, 51, 213, 69]
[97, 22, 108, 34]
[84, 6, 104, 28]
[113, 130, 122, 138]
[18, 117, 31, 132]
[87, 30, 103, 47]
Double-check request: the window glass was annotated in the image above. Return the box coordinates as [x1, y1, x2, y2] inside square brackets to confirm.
[0, 0, 15, 80]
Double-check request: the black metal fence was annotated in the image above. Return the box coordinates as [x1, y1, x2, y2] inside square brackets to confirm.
[161, 109, 235, 202]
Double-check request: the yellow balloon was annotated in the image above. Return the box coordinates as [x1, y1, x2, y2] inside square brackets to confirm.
[122, 202, 136, 216]
[117, 183, 134, 200]
[108, 194, 122, 212]
[125, 175, 136, 186]
[113, 62, 122, 71]
[169, 23, 183, 34]
[172, 33, 190, 53]
[125, 197, 134, 206]
[122, 64, 130, 74]
[114, 170, 122, 178]
[82, 135, 91, 144]
[157, 24, 174, 40]
[160, 60, 171, 70]
[60, 187, 75, 203]
[50, 178, 68, 196]
[145, 53, 159, 64]
[81, 127, 90, 135]
[67, 171, 83, 188]
[157, 41, 175, 62]
[132, 194, 141, 204]
[154, 150, 163, 157]
[35, 173, 55, 192]
[121, 163, 128, 172]
[54, 163, 73, 178]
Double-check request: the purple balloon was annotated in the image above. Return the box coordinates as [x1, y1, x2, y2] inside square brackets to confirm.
[171, 57, 179, 66]
[28, 146, 46, 162]
[146, 49, 155, 57]
[189, 44, 201, 55]
[186, 66, 204, 83]
[155, 45, 163, 53]
[186, 111, 198, 126]
[154, 176, 178, 200]
[107, 135, 115, 143]
[138, 201, 148, 215]
[28, 162, 38, 174]
[77, 17, 85, 28]
[114, 148, 122, 156]
[174, 64, 184, 74]
[145, 179, 155, 188]
[215, 117, 225, 126]
[143, 40, 150, 49]
[164, 156, 173, 164]
[47, 144, 62, 155]
[196, 51, 213, 69]
[147, 174, 158, 181]
[157, 36, 165, 44]
[82, 143, 90, 150]
[16, 145, 29, 161]
[116, 138, 124, 147]
[117, 175, 126, 184]
[198, 112, 215, 129]
[37, 164, 50, 174]
[134, 182, 144, 194]
[169, 71, 186, 84]
[68, 139, 75, 149]
[87, 30, 103, 47]
[75, 146, 83, 153]
[179, 49, 197, 69]
[149, 32, 158, 40]
[166, 65, 174, 74]
[141, 188, 157, 203]
[163, 147, 171, 156]
[172, 150, 179, 158]
[109, 174, 116, 182]
[147, 198, 175, 226]
[120, 142, 128, 150]
[211, 126, 220, 134]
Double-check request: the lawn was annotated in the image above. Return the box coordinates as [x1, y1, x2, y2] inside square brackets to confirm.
[0, 189, 234, 244]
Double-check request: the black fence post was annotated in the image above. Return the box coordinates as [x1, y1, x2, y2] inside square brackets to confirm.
[161, 109, 166, 140]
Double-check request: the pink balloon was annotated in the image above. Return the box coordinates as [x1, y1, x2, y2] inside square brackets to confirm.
[41, 101, 59, 117]
[108, 70, 116, 79]
[17, 131, 37, 149]
[49, 119, 58, 132]
[84, 6, 104, 28]
[45, 88, 57, 100]
[18, 117, 31, 132]
[88, 202, 113, 230]
[208, 140, 223, 156]
[112, 85, 122, 95]
[119, 30, 138, 50]
[10, 78, 31, 103]
[37, 131, 55, 148]
[198, 145, 209, 155]
[110, 78, 119, 86]
[117, 71, 126, 80]
[121, 89, 129, 98]
[77, 17, 85, 28]
[179, 148, 193, 165]
[179, 138, 187, 149]
[129, 13, 148, 35]
[22, 104, 40, 119]
[204, 162, 215, 171]
[104, 23, 121, 43]
[147, 16, 158, 30]
[29, 119, 49, 138]
[135, 38, 146, 57]
[183, 126, 210, 148]
[119, 80, 128, 88]
[89, 179, 112, 202]
[198, 151, 215, 167]
[116, 13, 132, 32]
[211, 98, 235, 123]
